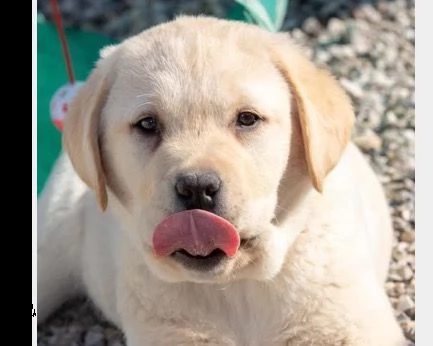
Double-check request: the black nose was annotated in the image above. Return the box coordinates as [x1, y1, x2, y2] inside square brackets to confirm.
[175, 172, 222, 211]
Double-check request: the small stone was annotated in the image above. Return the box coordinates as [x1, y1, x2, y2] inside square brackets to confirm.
[392, 218, 406, 232]
[405, 28, 415, 42]
[400, 209, 412, 221]
[354, 131, 383, 151]
[396, 266, 413, 281]
[406, 279, 415, 297]
[400, 319, 415, 342]
[405, 307, 415, 320]
[396, 311, 408, 323]
[372, 72, 394, 88]
[327, 18, 346, 40]
[397, 295, 415, 313]
[354, 4, 382, 23]
[351, 31, 370, 55]
[318, 52, 332, 65]
[388, 272, 402, 283]
[400, 230, 415, 243]
[340, 78, 364, 100]
[392, 245, 406, 262]
[329, 45, 355, 59]
[291, 28, 307, 42]
[408, 242, 415, 254]
[395, 282, 406, 296]
[302, 17, 321, 36]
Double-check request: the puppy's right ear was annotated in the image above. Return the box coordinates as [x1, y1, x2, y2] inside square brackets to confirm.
[63, 56, 114, 211]
[270, 35, 355, 193]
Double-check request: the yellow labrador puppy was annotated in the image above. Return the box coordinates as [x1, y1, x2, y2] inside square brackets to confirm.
[37, 16, 406, 346]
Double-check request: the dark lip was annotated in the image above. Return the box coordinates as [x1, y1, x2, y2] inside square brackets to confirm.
[169, 236, 258, 272]
[170, 248, 227, 271]
[169, 235, 257, 257]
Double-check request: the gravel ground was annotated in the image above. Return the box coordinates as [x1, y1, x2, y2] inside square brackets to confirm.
[37, 0, 415, 345]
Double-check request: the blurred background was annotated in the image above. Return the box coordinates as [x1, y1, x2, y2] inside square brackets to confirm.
[36, 0, 415, 345]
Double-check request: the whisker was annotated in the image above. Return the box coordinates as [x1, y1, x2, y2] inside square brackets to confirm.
[136, 93, 154, 99]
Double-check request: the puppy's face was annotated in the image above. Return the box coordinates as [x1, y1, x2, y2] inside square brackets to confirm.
[64, 17, 354, 283]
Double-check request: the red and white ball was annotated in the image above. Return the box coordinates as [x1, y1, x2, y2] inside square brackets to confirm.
[50, 82, 84, 131]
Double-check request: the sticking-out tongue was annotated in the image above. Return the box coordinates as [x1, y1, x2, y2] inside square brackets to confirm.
[152, 209, 240, 257]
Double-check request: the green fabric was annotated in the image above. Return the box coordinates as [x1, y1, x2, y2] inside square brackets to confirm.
[37, 17, 116, 195]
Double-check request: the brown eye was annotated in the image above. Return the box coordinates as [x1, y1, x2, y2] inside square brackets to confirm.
[236, 112, 260, 128]
[135, 116, 159, 134]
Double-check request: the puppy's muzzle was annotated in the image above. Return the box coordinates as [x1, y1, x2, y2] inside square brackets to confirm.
[151, 171, 237, 272]
[175, 172, 221, 211]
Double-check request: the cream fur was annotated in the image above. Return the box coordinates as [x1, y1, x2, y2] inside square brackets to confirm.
[38, 16, 406, 346]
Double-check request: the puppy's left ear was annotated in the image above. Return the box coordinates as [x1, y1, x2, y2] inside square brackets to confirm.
[270, 34, 355, 192]
[63, 57, 114, 211]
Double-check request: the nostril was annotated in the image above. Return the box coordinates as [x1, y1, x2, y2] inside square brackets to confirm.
[205, 185, 218, 197]
[179, 189, 193, 200]
[176, 184, 193, 199]
[175, 173, 198, 200]
[200, 173, 221, 197]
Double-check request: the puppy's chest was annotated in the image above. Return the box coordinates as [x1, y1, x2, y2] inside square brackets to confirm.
[157, 283, 310, 346]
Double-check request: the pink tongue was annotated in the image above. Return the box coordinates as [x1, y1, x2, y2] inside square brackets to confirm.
[152, 209, 240, 257]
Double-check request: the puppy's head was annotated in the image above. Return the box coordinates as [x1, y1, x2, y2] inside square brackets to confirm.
[63, 16, 354, 283]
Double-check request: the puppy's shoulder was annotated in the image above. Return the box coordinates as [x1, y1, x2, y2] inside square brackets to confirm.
[38, 152, 92, 219]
